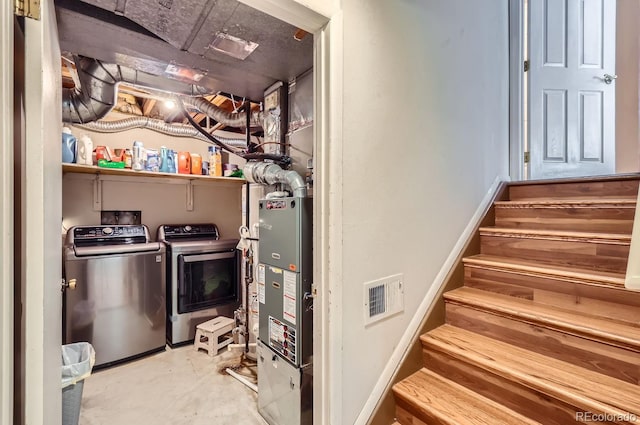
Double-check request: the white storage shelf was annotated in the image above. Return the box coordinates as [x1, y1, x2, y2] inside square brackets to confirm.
[62, 163, 245, 185]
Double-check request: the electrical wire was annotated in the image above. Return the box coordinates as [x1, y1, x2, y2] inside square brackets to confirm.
[178, 96, 293, 167]
[251, 141, 287, 150]
[176, 96, 247, 160]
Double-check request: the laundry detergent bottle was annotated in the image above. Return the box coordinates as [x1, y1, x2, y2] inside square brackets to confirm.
[132, 141, 145, 171]
[61, 127, 77, 164]
[160, 146, 176, 173]
[77, 134, 94, 165]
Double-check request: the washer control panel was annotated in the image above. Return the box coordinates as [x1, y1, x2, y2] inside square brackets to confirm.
[69, 225, 149, 246]
[73, 225, 146, 239]
[158, 224, 219, 240]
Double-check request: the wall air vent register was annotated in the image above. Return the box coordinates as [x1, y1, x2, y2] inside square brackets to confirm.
[364, 273, 404, 326]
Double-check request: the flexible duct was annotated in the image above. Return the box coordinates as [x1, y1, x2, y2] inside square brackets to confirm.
[176, 98, 290, 163]
[243, 161, 307, 198]
[77, 117, 248, 148]
[184, 96, 264, 128]
[63, 56, 263, 130]
[63, 56, 203, 124]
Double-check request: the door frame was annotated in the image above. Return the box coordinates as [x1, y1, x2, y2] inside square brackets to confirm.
[19, 0, 338, 423]
[20, 0, 64, 423]
[0, 1, 14, 423]
[312, 12, 344, 425]
[511, 0, 622, 181]
[509, 0, 525, 181]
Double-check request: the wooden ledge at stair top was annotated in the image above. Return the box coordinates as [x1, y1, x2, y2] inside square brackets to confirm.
[443, 287, 640, 351]
[463, 254, 625, 288]
[479, 227, 632, 244]
[494, 198, 637, 208]
[393, 368, 540, 425]
[62, 163, 246, 183]
[508, 173, 640, 187]
[421, 325, 640, 418]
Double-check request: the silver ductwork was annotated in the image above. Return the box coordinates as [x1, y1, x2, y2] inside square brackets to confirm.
[77, 117, 248, 148]
[243, 161, 307, 198]
[183, 96, 264, 128]
[55, 0, 313, 102]
[63, 56, 263, 129]
[63, 56, 203, 124]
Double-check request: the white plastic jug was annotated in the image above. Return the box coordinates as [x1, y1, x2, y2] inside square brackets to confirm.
[77, 134, 94, 165]
[132, 141, 145, 171]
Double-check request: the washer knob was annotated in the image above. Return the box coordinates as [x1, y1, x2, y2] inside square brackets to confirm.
[102, 227, 114, 235]
[184, 225, 192, 232]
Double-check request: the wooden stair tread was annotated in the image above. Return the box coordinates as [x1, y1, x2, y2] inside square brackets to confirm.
[507, 173, 640, 187]
[444, 287, 640, 351]
[479, 227, 631, 243]
[422, 325, 640, 417]
[507, 175, 640, 201]
[463, 254, 625, 288]
[495, 198, 636, 208]
[393, 368, 541, 425]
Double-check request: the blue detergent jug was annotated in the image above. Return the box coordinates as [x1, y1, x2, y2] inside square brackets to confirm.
[62, 127, 76, 164]
[160, 147, 176, 173]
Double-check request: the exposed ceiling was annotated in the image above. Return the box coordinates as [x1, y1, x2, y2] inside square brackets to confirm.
[54, 0, 313, 102]
[61, 58, 261, 132]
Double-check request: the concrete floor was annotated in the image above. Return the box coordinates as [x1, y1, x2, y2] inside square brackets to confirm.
[79, 345, 267, 425]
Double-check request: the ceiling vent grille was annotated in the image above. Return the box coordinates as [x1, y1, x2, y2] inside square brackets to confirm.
[364, 274, 404, 326]
[209, 33, 259, 60]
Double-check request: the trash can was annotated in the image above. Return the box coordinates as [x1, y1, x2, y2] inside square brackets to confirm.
[62, 342, 95, 425]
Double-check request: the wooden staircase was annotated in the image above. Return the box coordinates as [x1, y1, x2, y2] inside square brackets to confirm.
[392, 176, 640, 425]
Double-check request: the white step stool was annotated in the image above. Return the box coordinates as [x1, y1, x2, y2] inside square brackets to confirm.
[194, 316, 235, 357]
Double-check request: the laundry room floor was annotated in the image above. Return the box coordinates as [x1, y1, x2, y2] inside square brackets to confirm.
[79, 344, 267, 425]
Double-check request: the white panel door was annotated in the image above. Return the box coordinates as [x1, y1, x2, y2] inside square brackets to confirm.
[529, 0, 616, 179]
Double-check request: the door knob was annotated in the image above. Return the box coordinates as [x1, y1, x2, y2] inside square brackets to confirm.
[603, 74, 617, 84]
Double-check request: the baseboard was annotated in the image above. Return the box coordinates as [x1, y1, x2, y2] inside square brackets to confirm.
[355, 174, 508, 425]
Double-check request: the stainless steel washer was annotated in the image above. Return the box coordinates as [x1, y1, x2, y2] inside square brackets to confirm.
[63, 225, 166, 368]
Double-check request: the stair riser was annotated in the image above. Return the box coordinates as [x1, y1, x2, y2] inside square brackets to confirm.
[508, 179, 639, 201]
[445, 302, 640, 385]
[390, 177, 640, 425]
[480, 235, 629, 273]
[464, 266, 640, 323]
[394, 401, 443, 425]
[422, 348, 584, 425]
[494, 207, 634, 233]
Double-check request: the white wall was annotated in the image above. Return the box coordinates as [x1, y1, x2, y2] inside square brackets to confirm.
[62, 174, 243, 240]
[293, 0, 339, 18]
[338, 0, 509, 423]
[238, 0, 336, 32]
[616, 0, 640, 173]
